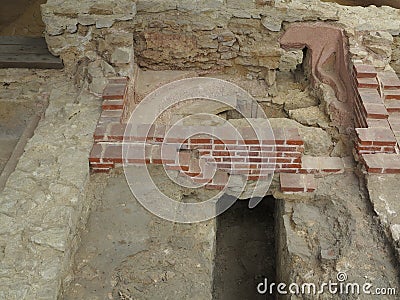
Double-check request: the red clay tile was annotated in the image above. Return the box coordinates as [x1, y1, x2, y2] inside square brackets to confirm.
[356, 127, 396, 147]
[356, 77, 379, 89]
[358, 88, 382, 104]
[362, 153, 400, 173]
[103, 145, 123, 164]
[89, 144, 103, 163]
[205, 184, 225, 190]
[284, 128, 303, 145]
[319, 157, 344, 173]
[108, 123, 126, 141]
[280, 173, 315, 193]
[384, 89, 400, 100]
[378, 71, 400, 90]
[108, 77, 128, 85]
[102, 99, 124, 110]
[102, 83, 127, 100]
[366, 118, 390, 128]
[353, 64, 377, 78]
[385, 100, 400, 113]
[94, 125, 107, 142]
[363, 103, 389, 119]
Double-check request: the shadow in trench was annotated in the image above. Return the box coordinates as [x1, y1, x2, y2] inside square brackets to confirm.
[213, 197, 276, 300]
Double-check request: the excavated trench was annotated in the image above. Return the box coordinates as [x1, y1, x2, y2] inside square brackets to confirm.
[213, 197, 276, 300]
[63, 63, 339, 299]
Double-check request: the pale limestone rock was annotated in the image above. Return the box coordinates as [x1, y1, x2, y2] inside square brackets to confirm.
[288, 106, 330, 128]
[261, 15, 282, 32]
[279, 50, 303, 71]
[30, 228, 68, 252]
[111, 47, 133, 64]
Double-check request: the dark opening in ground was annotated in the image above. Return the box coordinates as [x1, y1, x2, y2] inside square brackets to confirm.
[213, 197, 276, 300]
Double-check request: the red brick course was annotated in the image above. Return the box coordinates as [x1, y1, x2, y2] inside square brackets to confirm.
[352, 63, 400, 173]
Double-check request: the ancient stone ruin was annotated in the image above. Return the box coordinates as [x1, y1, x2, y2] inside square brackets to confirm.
[1, 0, 400, 299]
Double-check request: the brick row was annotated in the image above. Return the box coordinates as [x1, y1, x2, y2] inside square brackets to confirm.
[280, 173, 316, 193]
[362, 153, 400, 174]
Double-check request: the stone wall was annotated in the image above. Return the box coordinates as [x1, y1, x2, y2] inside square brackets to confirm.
[40, 0, 400, 99]
[41, 0, 137, 94]
[391, 36, 400, 74]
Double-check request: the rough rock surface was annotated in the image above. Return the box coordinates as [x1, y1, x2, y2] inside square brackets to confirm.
[366, 174, 400, 260]
[274, 173, 400, 300]
[0, 69, 100, 299]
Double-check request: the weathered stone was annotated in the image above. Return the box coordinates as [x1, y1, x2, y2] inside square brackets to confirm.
[288, 106, 330, 128]
[261, 15, 282, 32]
[111, 47, 133, 64]
[279, 50, 303, 71]
[95, 16, 115, 29]
[30, 228, 68, 252]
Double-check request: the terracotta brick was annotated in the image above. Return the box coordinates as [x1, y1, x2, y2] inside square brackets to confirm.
[108, 77, 128, 85]
[222, 157, 245, 163]
[151, 144, 177, 164]
[280, 173, 316, 193]
[353, 64, 377, 78]
[90, 162, 115, 169]
[101, 109, 123, 118]
[284, 128, 304, 145]
[275, 146, 302, 152]
[378, 71, 400, 90]
[363, 103, 389, 119]
[102, 99, 124, 110]
[165, 126, 190, 143]
[214, 145, 227, 151]
[91, 168, 111, 174]
[178, 151, 191, 167]
[301, 156, 344, 174]
[362, 153, 400, 173]
[94, 125, 106, 142]
[89, 144, 103, 163]
[237, 151, 259, 157]
[103, 145, 123, 164]
[190, 138, 212, 144]
[108, 123, 126, 141]
[205, 184, 225, 190]
[242, 140, 259, 145]
[318, 157, 344, 173]
[212, 151, 231, 157]
[125, 144, 151, 164]
[102, 83, 127, 100]
[356, 77, 379, 89]
[384, 89, 400, 100]
[366, 118, 390, 128]
[280, 163, 302, 169]
[236, 127, 258, 143]
[192, 177, 211, 184]
[385, 100, 400, 113]
[153, 125, 166, 142]
[356, 128, 396, 146]
[358, 88, 382, 104]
